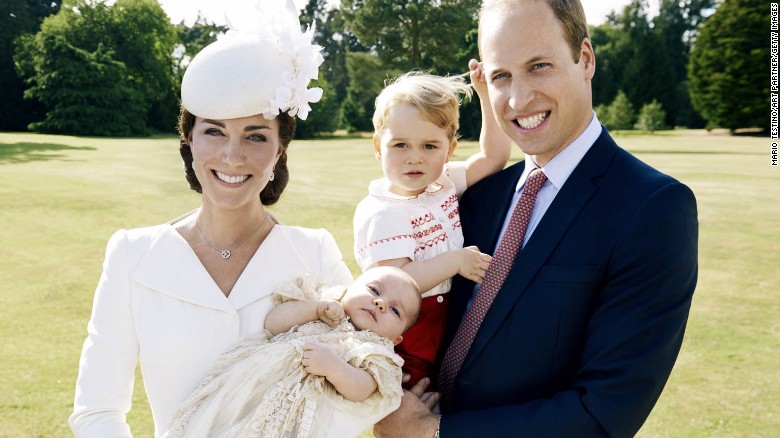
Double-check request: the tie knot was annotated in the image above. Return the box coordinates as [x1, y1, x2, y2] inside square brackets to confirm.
[525, 168, 547, 192]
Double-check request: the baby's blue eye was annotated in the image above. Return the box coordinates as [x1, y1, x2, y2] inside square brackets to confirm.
[391, 307, 400, 317]
[369, 287, 380, 296]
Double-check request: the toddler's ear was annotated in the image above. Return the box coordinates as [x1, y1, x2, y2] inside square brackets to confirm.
[447, 139, 458, 160]
[372, 134, 382, 160]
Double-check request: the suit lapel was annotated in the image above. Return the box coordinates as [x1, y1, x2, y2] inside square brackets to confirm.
[460, 130, 619, 373]
[469, 162, 528, 256]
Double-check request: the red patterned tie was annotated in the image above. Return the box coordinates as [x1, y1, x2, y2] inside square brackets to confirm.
[439, 168, 548, 406]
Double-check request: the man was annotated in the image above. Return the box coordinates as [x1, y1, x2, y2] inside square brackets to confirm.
[374, 0, 698, 436]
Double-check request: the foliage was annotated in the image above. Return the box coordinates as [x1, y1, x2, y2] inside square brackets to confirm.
[688, 0, 767, 132]
[300, 0, 364, 107]
[602, 91, 636, 132]
[0, 0, 61, 132]
[635, 100, 668, 132]
[340, 0, 480, 74]
[23, 35, 147, 135]
[14, 0, 178, 135]
[339, 52, 397, 132]
[590, 0, 716, 128]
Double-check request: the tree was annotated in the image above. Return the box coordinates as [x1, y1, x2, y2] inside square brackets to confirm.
[635, 99, 667, 132]
[652, 0, 716, 127]
[590, 23, 630, 108]
[616, 1, 676, 125]
[603, 91, 636, 132]
[107, 0, 179, 131]
[15, 0, 178, 135]
[23, 35, 147, 135]
[339, 52, 394, 132]
[688, 0, 767, 132]
[0, 0, 61, 131]
[340, 0, 480, 73]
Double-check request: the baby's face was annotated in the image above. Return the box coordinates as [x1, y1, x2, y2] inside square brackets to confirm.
[341, 268, 420, 345]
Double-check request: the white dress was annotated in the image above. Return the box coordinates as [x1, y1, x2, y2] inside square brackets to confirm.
[70, 223, 353, 437]
[164, 276, 403, 438]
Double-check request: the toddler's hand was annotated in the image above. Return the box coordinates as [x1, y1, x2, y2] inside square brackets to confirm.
[317, 300, 345, 327]
[458, 246, 492, 283]
[302, 341, 342, 377]
[469, 59, 488, 101]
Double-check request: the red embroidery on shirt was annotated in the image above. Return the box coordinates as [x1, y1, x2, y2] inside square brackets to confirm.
[440, 194, 458, 211]
[415, 233, 448, 253]
[413, 224, 443, 240]
[448, 207, 460, 221]
[410, 213, 435, 229]
[358, 234, 416, 253]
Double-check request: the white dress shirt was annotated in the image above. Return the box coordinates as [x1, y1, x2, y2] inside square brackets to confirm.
[497, 112, 602, 248]
[467, 113, 601, 307]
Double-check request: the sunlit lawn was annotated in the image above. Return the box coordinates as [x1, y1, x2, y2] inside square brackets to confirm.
[0, 129, 777, 436]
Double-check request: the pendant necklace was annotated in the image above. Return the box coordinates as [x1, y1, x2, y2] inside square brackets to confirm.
[195, 213, 270, 260]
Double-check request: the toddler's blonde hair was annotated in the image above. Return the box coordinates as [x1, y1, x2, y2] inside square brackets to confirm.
[372, 71, 473, 141]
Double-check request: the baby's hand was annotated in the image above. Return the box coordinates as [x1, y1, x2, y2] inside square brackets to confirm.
[317, 300, 345, 327]
[457, 246, 492, 283]
[469, 59, 488, 101]
[302, 341, 342, 377]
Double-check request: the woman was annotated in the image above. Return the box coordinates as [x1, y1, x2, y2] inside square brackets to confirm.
[69, 2, 352, 436]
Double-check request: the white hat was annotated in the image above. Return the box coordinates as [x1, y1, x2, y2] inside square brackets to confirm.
[181, 0, 324, 120]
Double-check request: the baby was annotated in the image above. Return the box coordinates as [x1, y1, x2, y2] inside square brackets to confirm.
[165, 266, 421, 438]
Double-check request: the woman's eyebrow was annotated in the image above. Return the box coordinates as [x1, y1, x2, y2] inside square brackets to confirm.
[244, 125, 272, 131]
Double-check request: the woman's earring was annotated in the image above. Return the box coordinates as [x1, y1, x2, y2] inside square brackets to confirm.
[269, 171, 275, 181]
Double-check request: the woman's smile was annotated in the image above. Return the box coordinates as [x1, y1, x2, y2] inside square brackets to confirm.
[213, 170, 250, 185]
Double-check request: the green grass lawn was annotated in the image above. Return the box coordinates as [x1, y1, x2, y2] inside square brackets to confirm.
[0, 129, 777, 437]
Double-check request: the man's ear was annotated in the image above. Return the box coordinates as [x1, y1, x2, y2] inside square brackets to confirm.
[392, 335, 403, 346]
[580, 38, 596, 81]
[372, 134, 382, 161]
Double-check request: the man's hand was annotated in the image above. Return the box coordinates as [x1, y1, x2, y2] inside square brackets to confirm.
[301, 341, 342, 377]
[457, 246, 492, 283]
[374, 377, 441, 438]
[316, 300, 344, 327]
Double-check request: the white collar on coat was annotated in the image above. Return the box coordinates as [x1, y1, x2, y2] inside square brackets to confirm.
[130, 224, 307, 313]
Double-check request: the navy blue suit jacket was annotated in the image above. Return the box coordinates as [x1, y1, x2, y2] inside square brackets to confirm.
[439, 128, 698, 437]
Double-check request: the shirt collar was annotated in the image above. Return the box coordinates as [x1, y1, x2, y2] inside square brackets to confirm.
[516, 111, 602, 192]
[368, 177, 445, 200]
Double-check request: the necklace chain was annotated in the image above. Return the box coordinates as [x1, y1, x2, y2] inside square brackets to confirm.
[195, 213, 270, 260]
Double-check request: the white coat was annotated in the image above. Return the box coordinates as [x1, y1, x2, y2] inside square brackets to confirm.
[69, 223, 353, 437]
